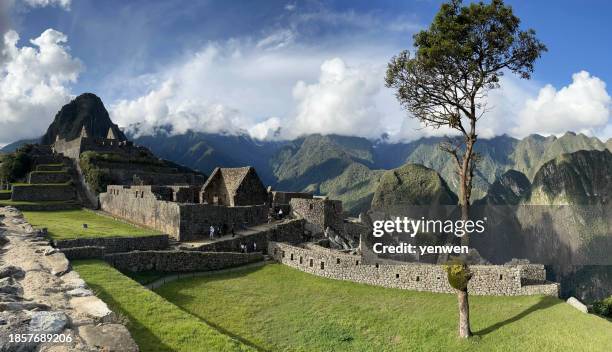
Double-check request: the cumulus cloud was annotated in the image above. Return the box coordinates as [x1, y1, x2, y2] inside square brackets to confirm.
[511, 71, 611, 137]
[288, 58, 384, 138]
[0, 29, 82, 144]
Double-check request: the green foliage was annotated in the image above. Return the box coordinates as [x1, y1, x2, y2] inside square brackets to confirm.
[444, 259, 472, 292]
[22, 209, 159, 240]
[0, 148, 33, 182]
[154, 263, 612, 352]
[592, 296, 612, 317]
[385, 0, 547, 130]
[73, 260, 254, 352]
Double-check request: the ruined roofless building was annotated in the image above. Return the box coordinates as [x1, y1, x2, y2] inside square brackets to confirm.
[201, 166, 268, 206]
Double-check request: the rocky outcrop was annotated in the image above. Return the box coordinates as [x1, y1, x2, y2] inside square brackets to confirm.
[370, 163, 457, 213]
[0, 206, 138, 352]
[526, 149, 612, 205]
[476, 170, 531, 205]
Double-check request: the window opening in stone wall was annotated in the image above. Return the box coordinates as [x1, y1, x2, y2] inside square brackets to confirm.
[299, 256, 303, 264]
[309, 259, 313, 267]
[336, 258, 340, 264]
[499, 274, 503, 280]
[355, 260, 359, 265]
[320, 262, 324, 270]
[375, 263, 379, 269]
[416, 276, 420, 282]
[395, 274, 400, 279]
[290, 253, 294, 260]
[309, 204, 314, 210]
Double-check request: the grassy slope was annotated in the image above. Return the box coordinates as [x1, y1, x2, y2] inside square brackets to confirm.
[156, 264, 612, 352]
[22, 209, 160, 240]
[73, 260, 255, 352]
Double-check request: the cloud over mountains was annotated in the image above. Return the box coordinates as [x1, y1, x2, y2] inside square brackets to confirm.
[0, 1, 610, 145]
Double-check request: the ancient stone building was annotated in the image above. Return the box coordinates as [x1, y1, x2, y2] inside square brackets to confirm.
[101, 185, 268, 241]
[53, 128, 140, 161]
[200, 167, 268, 206]
[290, 197, 344, 235]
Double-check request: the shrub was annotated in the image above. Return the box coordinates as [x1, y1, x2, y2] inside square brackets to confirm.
[0, 149, 32, 183]
[592, 296, 612, 317]
[80, 152, 113, 193]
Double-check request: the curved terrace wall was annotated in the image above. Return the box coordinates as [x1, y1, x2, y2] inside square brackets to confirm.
[268, 242, 559, 296]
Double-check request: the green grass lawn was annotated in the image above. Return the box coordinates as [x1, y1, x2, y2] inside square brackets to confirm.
[0, 189, 11, 194]
[22, 209, 161, 240]
[155, 264, 612, 352]
[73, 260, 255, 352]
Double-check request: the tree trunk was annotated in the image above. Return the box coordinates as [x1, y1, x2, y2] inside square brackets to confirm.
[457, 289, 472, 338]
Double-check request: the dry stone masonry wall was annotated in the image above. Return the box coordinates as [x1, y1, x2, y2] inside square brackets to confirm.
[101, 185, 268, 241]
[11, 184, 76, 202]
[269, 242, 559, 296]
[104, 250, 263, 272]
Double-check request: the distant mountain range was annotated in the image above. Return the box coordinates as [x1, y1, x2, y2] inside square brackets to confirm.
[3, 128, 611, 215]
[132, 130, 611, 214]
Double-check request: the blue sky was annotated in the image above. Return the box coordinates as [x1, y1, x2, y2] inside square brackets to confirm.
[1, 0, 611, 144]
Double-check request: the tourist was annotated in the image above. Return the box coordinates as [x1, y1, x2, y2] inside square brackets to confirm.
[253, 242, 257, 252]
[209, 225, 215, 240]
[278, 208, 283, 219]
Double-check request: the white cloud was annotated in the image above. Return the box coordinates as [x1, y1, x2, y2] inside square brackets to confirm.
[0, 29, 82, 144]
[288, 58, 384, 138]
[249, 117, 281, 140]
[511, 71, 611, 137]
[23, 0, 71, 10]
[395, 71, 611, 141]
[256, 29, 296, 50]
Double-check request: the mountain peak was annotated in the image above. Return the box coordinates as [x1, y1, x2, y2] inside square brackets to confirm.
[41, 93, 126, 145]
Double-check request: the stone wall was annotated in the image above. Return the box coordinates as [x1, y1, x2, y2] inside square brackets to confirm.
[104, 250, 263, 272]
[28, 171, 71, 184]
[268, 242, 559, 296]
[100, 186, 181, 238]
[36, 164, 66, 172]
[11, 184, 76, 202]
[0, 192, 11, 200]
[101, 185, 268, 241]
[290, 198, 344, 235]
[270, 191, 313, 205]
[54, 234, 169, 253]
[194, 219, 305, 253]
[178, 203, 268, 241]
[61, 246, 106, 260]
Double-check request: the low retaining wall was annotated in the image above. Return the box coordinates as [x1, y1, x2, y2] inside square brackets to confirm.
[36, 164, 66, 172]
[28, 171, 71, 184]
[12, 184, 75, 202]
[269, 242, 559, 297]
[104, 250, 263, 272]
[54, 235, 169, 253]
[0, 192, 11, 200]
[61, 246, 106, 260]
[194, 219, 305, 253]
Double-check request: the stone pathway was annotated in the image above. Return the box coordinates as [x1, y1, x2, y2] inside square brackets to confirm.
[0, 206, 138, 352]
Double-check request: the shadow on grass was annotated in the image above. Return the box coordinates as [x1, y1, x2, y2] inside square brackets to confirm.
[475, 296, 561, 336]
[86, 282, 174, 352]
[153, 265, 271, 351]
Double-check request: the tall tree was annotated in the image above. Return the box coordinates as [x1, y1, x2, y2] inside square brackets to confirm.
[386, 0, 546, 227]
[385, 0, 546, 339]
